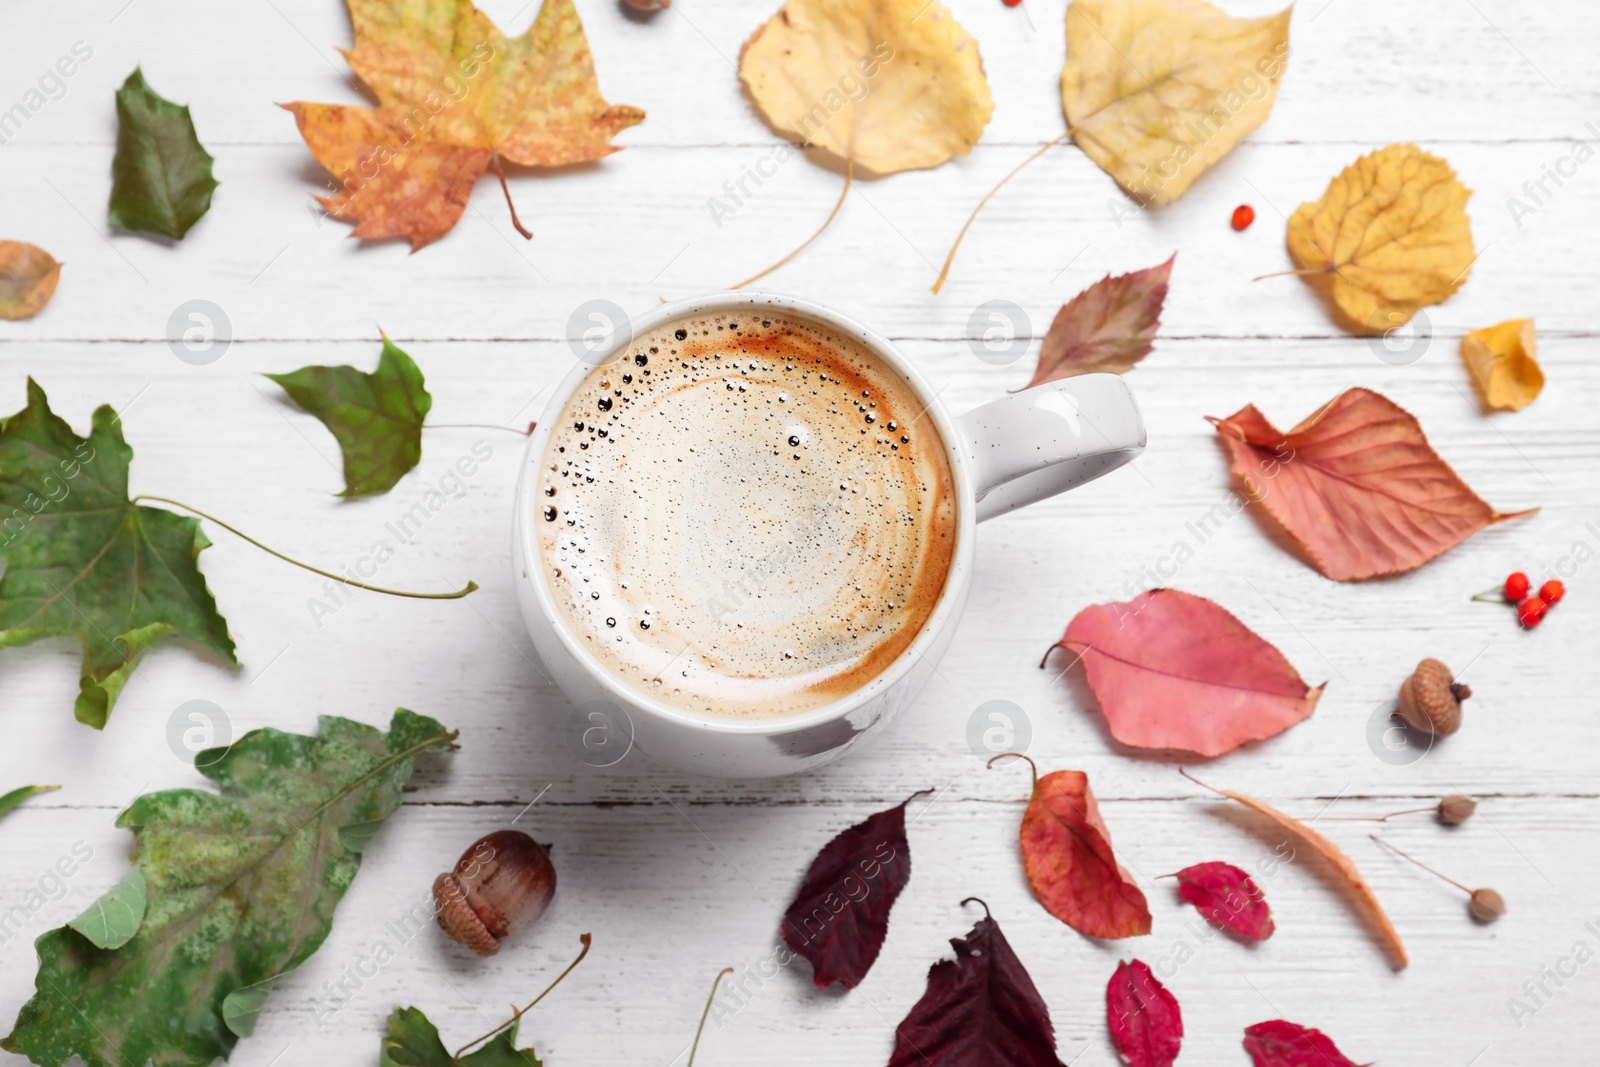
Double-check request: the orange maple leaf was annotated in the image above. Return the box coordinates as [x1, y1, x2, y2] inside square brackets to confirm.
[284, 0, 643, 250]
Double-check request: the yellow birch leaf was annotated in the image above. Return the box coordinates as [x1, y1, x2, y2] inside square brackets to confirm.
[1062, 0, 1291, 207]
[1462, 318, 1543, 411]
[1286, 143, 1475, 335]
[738, 0, 993, 176]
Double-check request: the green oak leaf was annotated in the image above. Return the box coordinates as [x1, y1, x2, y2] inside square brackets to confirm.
[267, 337, 433, 498]
[109, 67, 219, 239]
[2, 709, 457, 1067]
[0, 783, 58, 820]
[382, 1006, 542, 1067]
[0, 379, 238, 727]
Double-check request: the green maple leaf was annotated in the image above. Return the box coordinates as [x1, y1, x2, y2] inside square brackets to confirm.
[0, 784, 58, 821]
[267, 336, 433, 498]
[109, 67, 219, 239]
[2, 709, 457, 1067]
[0, 379, 237, 727]
[382, 1006, 543, 1067]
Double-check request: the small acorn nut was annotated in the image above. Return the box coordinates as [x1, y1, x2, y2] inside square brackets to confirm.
[1397, 657, 1470, 736]
[433, 830, 555, 957]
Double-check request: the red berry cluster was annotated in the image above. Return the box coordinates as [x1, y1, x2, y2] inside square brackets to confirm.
[1499, 571, 1565, 629]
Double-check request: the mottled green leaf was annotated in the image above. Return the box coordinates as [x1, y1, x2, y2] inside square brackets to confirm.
[0, 379, 237, 727]
[0, 783, 58, 820]
[381, 1006, 542, 1067]
[109, 68, 218, 239]
[2, 709, 456, 1067]
[67, 866, 147, 950]
[267, 337, 433, 498]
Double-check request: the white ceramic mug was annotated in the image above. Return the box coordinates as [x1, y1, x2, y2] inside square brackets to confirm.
[513, 293, 1146, 779]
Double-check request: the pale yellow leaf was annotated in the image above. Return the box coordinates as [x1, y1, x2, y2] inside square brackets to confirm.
[739, 0, 993, 175]
[1062, 0, 1291, 207]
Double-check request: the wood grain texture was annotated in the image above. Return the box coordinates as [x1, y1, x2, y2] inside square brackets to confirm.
[1, 0, 1597, 1063]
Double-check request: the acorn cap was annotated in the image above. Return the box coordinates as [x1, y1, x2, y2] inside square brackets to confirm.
[1397, 658, 1469, 736]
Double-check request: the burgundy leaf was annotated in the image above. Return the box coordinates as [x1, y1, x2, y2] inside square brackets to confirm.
[1243, 1020, 1368, 1067]
[1105, 960, 1182, 1067]
[1173, 861, 1275, 941]
[780, 789, 927, 989]
[888, 903, 1066, 1067]
[1027, 255, 1174, 387]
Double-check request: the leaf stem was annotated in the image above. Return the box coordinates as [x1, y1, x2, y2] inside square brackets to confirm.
[491, 154, 534, 241]
[1251, 266, 1333, 281]
[960, 896, 992, 920]
[1178, 767, 1228, 797]
[453, 933, 593, 1058]
[986, 752, 1037, 791]
[133, 495, 478, 600]
[686, 967, 734, 1067]
[1369, 835, 1472, 895]
[932, 132, 1072, 295]
[900, 786, 936, 808]
[732, 153, 854, 289]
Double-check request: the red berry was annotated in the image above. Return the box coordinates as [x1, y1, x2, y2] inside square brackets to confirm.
[1503, 571, 1530, 601]
[1517, 596, 1548, 628]
[1230, 204, 1255, 231]
[1540, 579, 1565, 604]
[1002, 0, 1023, 6]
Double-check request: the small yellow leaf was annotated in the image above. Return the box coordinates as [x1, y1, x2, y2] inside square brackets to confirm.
[739, 0, 993, 175]
[1062, 0, 1291, 207]
[0, 241, 62, 321]
[1462, 318, 1543, 411]
[1286, 144, 1475, 335]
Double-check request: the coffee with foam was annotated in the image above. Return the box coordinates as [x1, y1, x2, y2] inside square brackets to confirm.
[536, 311, 957, 719]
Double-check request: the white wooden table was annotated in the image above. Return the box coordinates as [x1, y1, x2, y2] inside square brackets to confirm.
[3, 0, 1598, 1063]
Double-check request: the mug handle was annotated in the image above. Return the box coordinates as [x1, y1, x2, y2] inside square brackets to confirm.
[956, 373, 1147, 522]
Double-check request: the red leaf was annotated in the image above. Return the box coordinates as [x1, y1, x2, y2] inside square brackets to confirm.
[1243, 1020, 1368, 1066]
[1172, 861, 1275, 940]
[1105, 960, 1182, 1067]
[780, 790, 925, 989]
[1208, 388, 1533, 581]
[1028, 255, 1174, 386]
[888, 903, 1066, 1067]
[1047, 588, 1322, 757]
[1014, 765, 1150, 939]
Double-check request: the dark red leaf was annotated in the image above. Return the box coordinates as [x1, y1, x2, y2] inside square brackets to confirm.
[888, 904, 1066, 1067]
[1173, 861, 1275, 941]
[1105, 960, 1182, 1067]
[780, 790, 926, 989]
[1243, 1020, 1368, 1067]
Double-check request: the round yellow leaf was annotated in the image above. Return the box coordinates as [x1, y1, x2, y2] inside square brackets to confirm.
[1461, 318, 1543, 411]
[738, 0, 993, 176]
[1286, 144, 1476, 335]
[0, 241, 62, 321]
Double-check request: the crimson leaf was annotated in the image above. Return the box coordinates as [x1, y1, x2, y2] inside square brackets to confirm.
[1243, 1020, 1367, 1067]
[780, 789, 927, 989]
[1106, 960, 1182, 1067]
[887, 902, 1066, 1067]
[1173, 861, 1275, 941]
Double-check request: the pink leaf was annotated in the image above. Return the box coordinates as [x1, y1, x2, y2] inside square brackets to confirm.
[1243, 1020, 1368, 1067]
[1105, 960, 1182, 1067]
[1172, 861, 1275, 940]
[1046, 588, 1323, 757]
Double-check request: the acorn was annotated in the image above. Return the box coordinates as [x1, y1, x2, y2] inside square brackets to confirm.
[1437, 794, 1478, 825]
[1396, 657, 1470, 736]
[622, 0, 669, 10]
[1469, 887, 1508, 923]
[433, 830, 555, 956]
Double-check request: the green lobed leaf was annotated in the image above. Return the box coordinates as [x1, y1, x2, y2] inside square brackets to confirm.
[0, 783, 58, 820]
[267, 337, 433, 498]
[0, 379, 238, 727]
[1, 708, 456, 1067]
[381, 1006, 542, 1067]
[109, 67, 219, 239]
